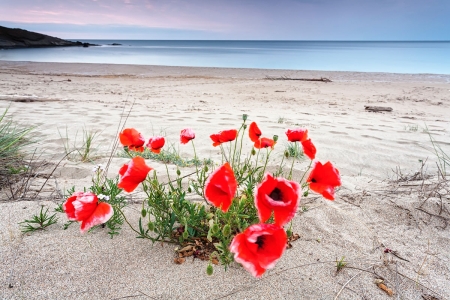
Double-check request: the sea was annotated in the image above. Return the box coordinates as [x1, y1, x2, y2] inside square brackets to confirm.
[1, 40, 450, 74]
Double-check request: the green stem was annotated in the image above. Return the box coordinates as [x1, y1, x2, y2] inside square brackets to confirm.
[220, 144, 229, 163]
[237, 124, 246, 168]
[231, 124, 244, 168]
[277, 154, 285, 177]
[255, 149, 261, 168]
[288, 142, 297, 180]
[261, 148, 271, 175]
[299, 160, 313, 184]
[191, 140, 200, 177]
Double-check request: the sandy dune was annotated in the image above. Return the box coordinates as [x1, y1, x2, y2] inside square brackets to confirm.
[1, 61, 449, 299]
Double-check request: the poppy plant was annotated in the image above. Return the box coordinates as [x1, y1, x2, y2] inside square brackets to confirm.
[301, 139, 316, 160]
[118, 156, 153, 193]
[204, 162, 237, 212]
[255, 173, 300, 226]
[307, 161, 341, 200]
[229, 223, 287, 278]
[254, 137, 275, 149]
[285, 128, 308, 143]
[180, 128, 195, 144]
[146, 136, 165, 154]
[249, 122, 262, 143]
[209, 129, 238, 147]
[119, 128, 145, 152]
[63, 192, 113, 233]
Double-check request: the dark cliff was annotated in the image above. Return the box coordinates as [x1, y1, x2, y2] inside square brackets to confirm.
[0, 26, 97, 49]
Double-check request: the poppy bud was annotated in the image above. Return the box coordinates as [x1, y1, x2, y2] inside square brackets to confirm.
[206, 264, 214, 276]
[273, 135, 279, 142]
[242, 165, 247, 172]
[211, 223, 220, 234]
[303, 190, 309, 197]
[177, 169, 181, 176]
[188, 186, 192, 193]
[284, 150, 290, 158]
[204, 165, 209, 172]
[242, 114, 248, 121]
[251, 148, 256, 155]
[286, 229, 292, 237]
[182, 230, 189, 239]
[222, 224, 231, 237]
[141, 209, 147, 218]
[148, 222, 154, 231]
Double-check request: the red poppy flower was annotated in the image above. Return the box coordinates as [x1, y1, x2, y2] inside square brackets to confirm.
[118, 156, 152, 192]
[229, 223, 287, 278]
[255, 173, 300, 226]
[254, 137, 275, 149]
[307, 161, 341, 200]
[63, 192, 113, 233]
[146, 136, 165, 154]
[210, 129, 238, 147]
[301, 139, 316, 160]
[249, 122, 262, 143]
[285, 128, 308, 143]
[204, 162, 237, 212]
[180, 128, 195, 144]
[119, 128, 145, 152]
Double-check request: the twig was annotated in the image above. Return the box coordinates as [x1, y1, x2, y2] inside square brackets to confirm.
[334, 266, 373, 300]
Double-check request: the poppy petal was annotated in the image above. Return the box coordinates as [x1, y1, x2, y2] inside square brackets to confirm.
[285, 128, 308, 143]
[80, 202, 114, 234]
[118, 157, 152, 193]
[72, 192, 98, 221]
[249, 122, 262, 143]
[210, 133, 221, 147]
[230, 223, 287, 278]
[255, 174, 300, 226]
[204, 162, 237, 212]
[63, 191, 84, 221]
[119, 128, 145, 150]
[147, 136, 165, 153]
[307, 161, 341, 200]
[219, 129, 238, 143]
[180, 128, 195, 144]
[301, 139, 316, 160]
[254, 137, 275, 149]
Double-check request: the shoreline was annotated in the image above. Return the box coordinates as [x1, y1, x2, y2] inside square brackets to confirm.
[1, 60, 450, 82]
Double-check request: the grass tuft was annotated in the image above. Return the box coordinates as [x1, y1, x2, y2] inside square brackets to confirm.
[58, 126, 100, 162]
[119, 143, 213, 167]
[285, 142, 304, 160]
[19, 206, 58, 233]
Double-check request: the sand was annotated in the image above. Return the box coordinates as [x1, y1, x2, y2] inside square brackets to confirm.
[0, 61, 449, 299]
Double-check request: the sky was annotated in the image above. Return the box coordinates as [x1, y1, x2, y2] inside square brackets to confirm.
[1, 0, 449, 40]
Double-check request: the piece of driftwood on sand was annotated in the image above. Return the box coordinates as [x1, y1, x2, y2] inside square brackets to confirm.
[265, 75, 332, 82]
[364, 106, 393, 112]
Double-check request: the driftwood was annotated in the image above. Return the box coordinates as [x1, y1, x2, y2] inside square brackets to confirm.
[364, 106, 393, 112]
[265, 76, 332, 83]
[0, 97, 60, 102]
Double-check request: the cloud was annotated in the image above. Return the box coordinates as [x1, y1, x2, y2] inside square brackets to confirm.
[0, 0, 449, 39]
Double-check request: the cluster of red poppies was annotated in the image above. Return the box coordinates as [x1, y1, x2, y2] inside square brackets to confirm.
[63, 120, 341, 278]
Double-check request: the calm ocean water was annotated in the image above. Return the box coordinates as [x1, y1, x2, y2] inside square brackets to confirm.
[1, 40, 449, 74]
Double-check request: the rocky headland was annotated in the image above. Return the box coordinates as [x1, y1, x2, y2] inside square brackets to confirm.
[0, 25, 98, 49]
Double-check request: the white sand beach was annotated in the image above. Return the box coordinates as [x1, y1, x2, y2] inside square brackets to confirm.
[1, 61, 449, 299]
